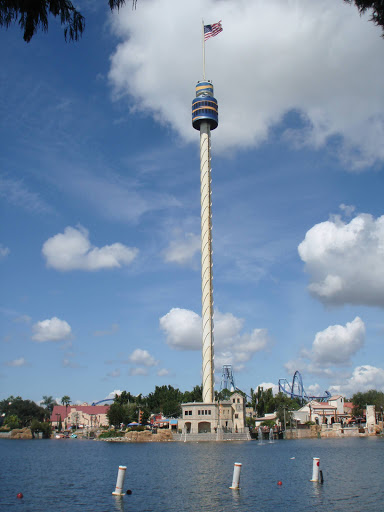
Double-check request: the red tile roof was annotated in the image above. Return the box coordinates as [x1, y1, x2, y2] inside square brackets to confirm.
[50, 404, 109, 422]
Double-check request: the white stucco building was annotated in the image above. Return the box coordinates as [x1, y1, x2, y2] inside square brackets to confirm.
[178, 392, 247, 434]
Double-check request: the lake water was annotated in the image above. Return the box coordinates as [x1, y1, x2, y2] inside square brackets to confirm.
[0, 436, 383, 511]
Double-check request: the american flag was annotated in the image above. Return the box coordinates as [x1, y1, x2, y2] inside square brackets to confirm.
[204, 21, 223, 41]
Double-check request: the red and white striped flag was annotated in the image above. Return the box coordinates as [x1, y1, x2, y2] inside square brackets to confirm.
[204, 21, 223, 41]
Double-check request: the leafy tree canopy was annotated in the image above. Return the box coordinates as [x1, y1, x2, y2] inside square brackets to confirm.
[352, 389, 384, 416]
[0, 0, 136, 42]
[344, 1, 384, 36]
[0, 396, 46, 427]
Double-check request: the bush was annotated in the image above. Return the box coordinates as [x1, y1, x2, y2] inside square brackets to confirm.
[127, 426, 145, 432]
[98, 430, 125, 439]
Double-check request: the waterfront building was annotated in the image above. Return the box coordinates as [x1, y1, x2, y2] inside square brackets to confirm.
[50, 404, 109, 430]
[178, 391, 247, 434]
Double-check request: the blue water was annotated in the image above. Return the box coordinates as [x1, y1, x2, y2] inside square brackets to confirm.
[0, 437, 383, 511]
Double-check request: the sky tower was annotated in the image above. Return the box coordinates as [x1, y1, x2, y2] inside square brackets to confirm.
[192, 79, 218, 403]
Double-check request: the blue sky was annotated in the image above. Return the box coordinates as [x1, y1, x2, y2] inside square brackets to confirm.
[1, 0, 384, 405]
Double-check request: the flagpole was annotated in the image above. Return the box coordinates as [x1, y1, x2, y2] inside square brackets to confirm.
[202, 19, 206, 80]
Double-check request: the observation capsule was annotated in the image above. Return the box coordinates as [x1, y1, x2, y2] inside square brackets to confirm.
[192, 80, 218, 130]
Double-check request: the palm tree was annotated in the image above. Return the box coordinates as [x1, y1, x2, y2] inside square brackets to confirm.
[61, 396, 71, 429]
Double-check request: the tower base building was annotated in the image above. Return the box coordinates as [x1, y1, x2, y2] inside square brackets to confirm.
[178, 392, 247, 436]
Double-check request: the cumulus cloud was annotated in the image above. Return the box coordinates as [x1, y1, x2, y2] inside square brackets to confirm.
[5, 357, 28, 367]
[285, 318, 365, 378]
[32, 317, 72, 342]
[330, 365, 384, 396]
[160, 307, 270, 371]
[160, 308, 201, 350]
[163, 232, 200, 267]
[157, 368, 170, 377]
[108, 0, 384, 168]
[128, 348, 158, 367]
[298, 213, 384, 307]
[42, 225, 138, 271]
[307, 317, 365, 366]
[129, 367, 148, 376]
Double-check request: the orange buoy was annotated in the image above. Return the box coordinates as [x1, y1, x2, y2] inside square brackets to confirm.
[17, 493, 23, 499]
[277, 481, 282, 486]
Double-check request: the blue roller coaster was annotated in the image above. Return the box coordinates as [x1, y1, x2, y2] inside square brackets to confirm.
[91, 398, 114, 406]
[278, 370, 331, 403]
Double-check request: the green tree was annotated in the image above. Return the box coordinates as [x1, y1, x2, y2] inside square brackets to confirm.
[4, 414, 20, 429]
[215, 388, 232, 401]
[0, 396, 45, 427]
[107, 403, 125, 428]
[344, 1, 384, 36]
[114, 390, 135, 406]
[352, 389, 384, 416]
[162, 400, 181, 418]
[41, 395, 56, 415]
[0, 0, 136, 42]
[183, 385, 203, 403]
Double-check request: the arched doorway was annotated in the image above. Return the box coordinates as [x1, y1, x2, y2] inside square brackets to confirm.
[198, 421, 211, 433]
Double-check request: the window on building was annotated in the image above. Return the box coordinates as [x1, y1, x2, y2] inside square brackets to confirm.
[233, 399, 235, 403]
[198, 410, 201, 415]
[237, 398, 240, 403]
[208, 410, 211, 415]
[184, 411, 188, 416]
[235, 414, 238, 419]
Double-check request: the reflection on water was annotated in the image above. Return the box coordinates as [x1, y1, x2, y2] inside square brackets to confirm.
[0, 437, 384, 511]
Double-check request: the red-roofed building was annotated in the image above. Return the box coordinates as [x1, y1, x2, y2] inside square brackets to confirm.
[50, 404, 109, 430]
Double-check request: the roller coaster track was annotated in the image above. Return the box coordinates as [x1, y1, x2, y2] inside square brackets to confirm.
[278, 370, 331, 403]
[91, 398, 114, 406]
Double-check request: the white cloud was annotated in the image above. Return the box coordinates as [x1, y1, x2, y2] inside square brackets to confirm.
[160, 307, 270, 371]
[5, 357, 28, 367]
[285, 318, 365, 380]
[42, 225, 138, 271]
[0, 245, 10, 259]
[157, 368, 170, 377]
[32, 317, 72, 342]
[129, 367, 148, 376]
[163, 232, 200, 267]
[298, 213, 384, 307]
[307, 317, 365, 366]
[330, 365, 384, 396]
[108, 0, 384, 169]
[128, 348, 158, 367]
[160, 308, 201, 350]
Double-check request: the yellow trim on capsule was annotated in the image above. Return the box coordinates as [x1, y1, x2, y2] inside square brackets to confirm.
[192, 106, 218, 114]
[196, 85, 214, 92]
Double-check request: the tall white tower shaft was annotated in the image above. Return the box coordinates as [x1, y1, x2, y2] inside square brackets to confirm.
[192, 80, 218, 405]
[200, 121, 214, 403]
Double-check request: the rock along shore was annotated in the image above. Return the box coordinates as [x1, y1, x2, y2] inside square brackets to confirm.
[97, 430, 174, 442]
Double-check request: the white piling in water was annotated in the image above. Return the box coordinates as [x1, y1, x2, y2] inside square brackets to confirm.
[310, 457, 320, 482]
[112, 466, 127, 496]
[229, 462, 242, 489]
